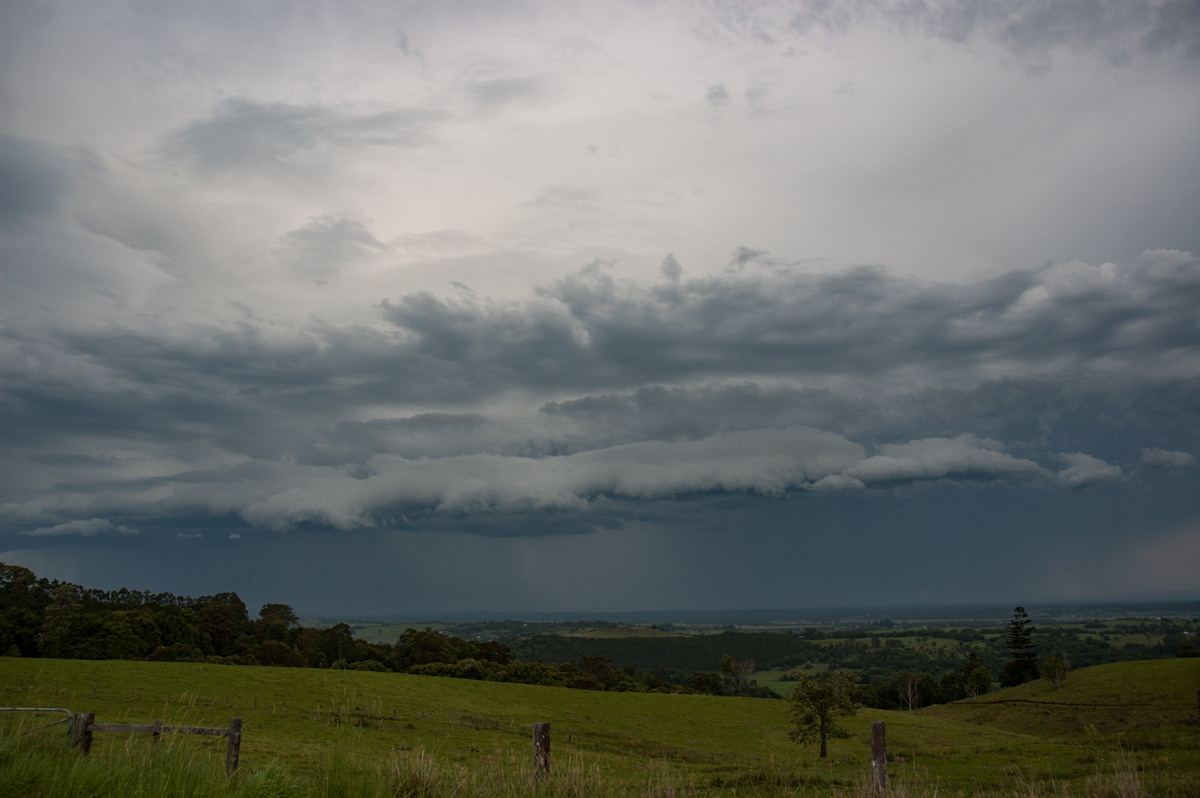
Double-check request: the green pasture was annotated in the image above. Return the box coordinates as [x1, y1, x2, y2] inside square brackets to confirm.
[567, 625, 682, 639]
[348, 622, 425, 645]
[2, 657, 1197, 795]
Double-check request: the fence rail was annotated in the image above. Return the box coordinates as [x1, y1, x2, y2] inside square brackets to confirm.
[67, 712, 243, 776]
[0, 707, 73, 718]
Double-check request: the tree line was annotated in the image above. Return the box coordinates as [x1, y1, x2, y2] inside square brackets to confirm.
[4, 565, 1193, 708]
[0, 563, 771, 696]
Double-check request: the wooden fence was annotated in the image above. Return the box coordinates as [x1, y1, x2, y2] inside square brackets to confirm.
[5, 706, 904, 788]
[69, 712, 243, 776]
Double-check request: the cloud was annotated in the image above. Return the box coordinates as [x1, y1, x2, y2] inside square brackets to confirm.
[24, 518, 115, 537]
[13, 424, 1098, 535]
[163, 99, 441, 183]
[3, 0, 1198, 613]
[4, 250, 1197, 537]
[843, 435, 1047, 486]
[273, 214, 386, 282]
[1053, 452, 1125, 488]
[1140, 447, 1197, 468]
[788, 0, 1200, 67]
[469, 76, 551, 109]
[706, 84, 731, 106]
[373, 250, 1200, 396]
[0, 134, 71, 222]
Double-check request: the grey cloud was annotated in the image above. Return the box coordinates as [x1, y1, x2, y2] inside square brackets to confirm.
[164, 99, 440, 181]
[744, 81, 775, 116]
[522, 185, 603, 212]
[1140, 447, 1197, 468]
[24, 518, 116, 537]
[9, 251, 1199, 444]
[0, 135, 71, 223]
[11, 251, 1199, 421]
[789, 0, 855, 37]
[1054, 452, 1125, 488]
[309, 413, 579, 464]
[395, 27, 427, 65]
[4, 421, 1124, 536]
[787, 0, 1200, 66]
[659, 253, 683, 282]
[728, 246, 767, 269]
[393, 229, 485, 251]
[4, 252, 1198, 536]
[706, 84, 731, 106]
[273, 215, 386, 282]
[842, 435, 1047, 486]
[470, 76, 550, 108]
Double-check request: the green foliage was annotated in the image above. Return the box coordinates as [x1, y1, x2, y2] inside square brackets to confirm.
[787, 669, 858, 758]
[1038, 655, 1068, 688]
[257, 604, 298, 628]
[1001, 606, 1039, 686]
[2, 562, 1195, 716]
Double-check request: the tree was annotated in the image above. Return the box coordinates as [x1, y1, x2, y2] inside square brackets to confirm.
[719, 654, 757, 696]
[247, 639, 306, 667]
[1039, 655, 1067, 689]
[258, 603, 298, 627]
[788, 670, 858, 758]
[254, 603, 297, 643]
[194, 593, 250, 657]
[394, 627, 463, 670]
[319, 623, 357, 665]
[965, 664, 993, 697]
[1001, 606, 1039, 687]
[39, 583, 83, 658]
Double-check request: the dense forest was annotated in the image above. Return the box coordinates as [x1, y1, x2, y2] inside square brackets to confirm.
[2, 562, 1195, 711]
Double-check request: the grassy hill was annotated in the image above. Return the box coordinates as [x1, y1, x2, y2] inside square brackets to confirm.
[924, 658, 1199, 739]
[1, 657, 1197, 795]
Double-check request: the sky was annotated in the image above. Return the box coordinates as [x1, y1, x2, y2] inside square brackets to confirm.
[2, 0, 1199, 618]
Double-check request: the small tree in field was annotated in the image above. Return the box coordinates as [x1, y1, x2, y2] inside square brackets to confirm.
[788, 670, 858, 758]
[1039, 655, 1068, 689]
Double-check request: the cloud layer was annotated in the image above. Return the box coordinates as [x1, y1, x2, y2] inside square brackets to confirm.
[3, 0, 1198, 611]
[4, 251, 1197, 537]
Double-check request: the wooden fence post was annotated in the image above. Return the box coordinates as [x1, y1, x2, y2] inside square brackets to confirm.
[225, 717, 243, 777]
[533, 722, 551, 777]
[69, 712, 94, 754]
[152, 719, 163, 746]
[870, 721, 888, 794]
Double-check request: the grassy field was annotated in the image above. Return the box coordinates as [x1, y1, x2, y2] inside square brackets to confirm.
[1, 657, 1197, 795]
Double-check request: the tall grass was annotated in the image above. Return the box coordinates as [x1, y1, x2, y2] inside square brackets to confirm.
[0, 724, 1180, 798]
[0, 720, 702, 798]
[4, 656, 1197, 796]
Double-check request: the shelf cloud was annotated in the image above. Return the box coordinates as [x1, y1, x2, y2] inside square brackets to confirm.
[3, 0, 1198, 612]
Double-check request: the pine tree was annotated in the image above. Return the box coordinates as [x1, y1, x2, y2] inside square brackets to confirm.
[1000, 605, 1039, 686]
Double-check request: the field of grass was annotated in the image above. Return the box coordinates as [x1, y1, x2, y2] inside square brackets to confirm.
[348, 622, 449, 645]
[2, 657, 1197, 795]
[566, 625, 683, 639]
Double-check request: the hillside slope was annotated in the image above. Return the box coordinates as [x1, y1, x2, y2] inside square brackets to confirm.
[2, 657, 1197, 794]
[923, 658, 1200, 739]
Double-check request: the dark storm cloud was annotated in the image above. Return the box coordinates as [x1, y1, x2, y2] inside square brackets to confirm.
[380, 252, 1200, 393]
[4, 250, 1198, 537]
[9, 253, 1199, 428]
